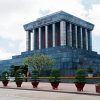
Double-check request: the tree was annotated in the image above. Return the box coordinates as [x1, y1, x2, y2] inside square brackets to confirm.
[9, 65, 28, 82]
[20, 65, 28, 76]
[20, 65, 28, 82]
[24, 53, 55, 74]
[9, 65, 20, 77]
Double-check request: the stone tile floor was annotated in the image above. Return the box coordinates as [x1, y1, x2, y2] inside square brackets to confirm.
[0, 88, 100, 100]
[0, 81, 100, 96]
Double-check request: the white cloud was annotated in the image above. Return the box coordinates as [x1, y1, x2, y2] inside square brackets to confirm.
[87, 4, 100, 53]
[0, 48, 14, 60]
[81, 0, 100, 11]
[36, 0, 86, 19]
[0, 0, 100, 60]
[89, 5, 100, 36]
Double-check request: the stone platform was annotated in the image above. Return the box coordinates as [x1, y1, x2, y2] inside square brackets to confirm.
[0, 46, 100, 76]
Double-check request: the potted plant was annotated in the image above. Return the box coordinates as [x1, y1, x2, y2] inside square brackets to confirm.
[31, 70, 39, 88]
[15, 70, 23, 87]
[95, 83, 100, 93]
[87, 67, 93, 77]
[49, 68, 61, 89]
[9, 65, 16, 82]
[1, 71, 9, 86]
[74, 69, 86, 91]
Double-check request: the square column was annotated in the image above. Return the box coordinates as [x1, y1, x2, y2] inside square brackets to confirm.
[67, 23, 72, 47]
[88, 30, 92, 51]
[31, 30, 33, 50]
[32, 29, 34, 50]
[45, 26, 48, 48]
[39, 27, 41, 49]
[26, 30, 31, 51]
[60, 21, 66, 46]
[80, 27, 83, 49]
[52, 23, 56, 47]
[85, 29, 88, 50]
[90, 31, 92, 51]
[75, 25, 78, 48]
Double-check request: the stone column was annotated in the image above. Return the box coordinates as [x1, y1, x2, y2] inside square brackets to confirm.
[75, 25, 78, 48]
[31, 30, 33, 50]
[68, 23, 72, 46]
[26, 30, 31, 51]
[85, 29, 88, 50]
[88, 30, 92, 51]
[90, 31, 92, 51]
[80, 27, 83, 49]
[52, 23, 56, 47]
[39, 27, 41, 49]
[32, 29, 35, 50]
[60, 21, 66, 46]
[45, 26, 48, 48]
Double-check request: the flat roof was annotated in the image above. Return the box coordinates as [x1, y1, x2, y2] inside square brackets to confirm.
[24, 11, 94, 31]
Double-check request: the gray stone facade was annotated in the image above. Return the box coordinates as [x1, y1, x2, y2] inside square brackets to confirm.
[24, 11, 94, 51]
[0, 46, 100, 76]
[0, 11, 100, 76]
[24, 11, 94, 31]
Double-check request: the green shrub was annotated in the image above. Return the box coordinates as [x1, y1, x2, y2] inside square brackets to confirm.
[15, 70, 23, 81]
[74, 69, 86, 83]
[96, 83, 100, 86]
[31, 70, 39, 82]
[1, 71, 9, 80]
[49, 68, 61, 83]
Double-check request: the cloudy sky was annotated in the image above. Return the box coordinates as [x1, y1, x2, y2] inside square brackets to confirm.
[0, 0, 100, 60]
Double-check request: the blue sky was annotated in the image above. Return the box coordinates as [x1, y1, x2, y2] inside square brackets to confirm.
[0, 0, 100, 60]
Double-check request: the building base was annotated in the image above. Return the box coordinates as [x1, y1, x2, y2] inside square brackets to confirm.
[0, 46, 100, 76]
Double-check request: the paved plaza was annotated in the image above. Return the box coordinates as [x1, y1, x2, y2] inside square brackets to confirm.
[0, 82, 100, 96]
[0, 88, 100, 100]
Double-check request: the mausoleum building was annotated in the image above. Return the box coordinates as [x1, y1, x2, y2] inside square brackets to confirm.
[25, 11, 93, 51]
[0, 11, 100, 76]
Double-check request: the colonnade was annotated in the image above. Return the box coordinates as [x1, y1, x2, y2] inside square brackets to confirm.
[26, 20, 92, 51]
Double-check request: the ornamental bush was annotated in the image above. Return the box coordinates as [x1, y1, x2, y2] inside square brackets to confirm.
[74, 69, 86, 83]
[49, 68, 61, 83]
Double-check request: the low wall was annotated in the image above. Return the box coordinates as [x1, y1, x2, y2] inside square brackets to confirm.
[38, 77, 100, 84]
[8, 77, 100, 84]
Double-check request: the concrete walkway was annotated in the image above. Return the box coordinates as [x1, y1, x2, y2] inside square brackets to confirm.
[0, 88, 100, 100]
[0, 82, 100, 96]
